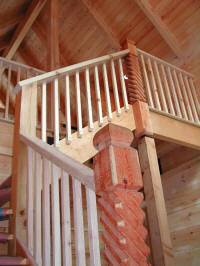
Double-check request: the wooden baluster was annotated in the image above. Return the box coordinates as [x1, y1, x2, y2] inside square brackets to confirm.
[178, 72, 194, 122]
[17, 66, 21, 83]
[160, 64, 175, 115]
[102, 63, 112, 121]
[26, 69, 30, 78]
[188, 78, 200, 119]
[172, 70, 188, 120]
[85, 67, 94, 131]
[166, 66, 182, 117]
[72, 177, 86, 266]
[54, 78, 60, 146]
[147, 58, 161, 110]
[75, 71, 83, 137]
[65, 74, 72, 144]
[86, 187, 101, 266]
[34, 153, 42, 265]
[153, 61, 168, 112]
[110, 59, 121, 116]
[140, 54, 154, 108]
[42, 82, 47, 142]
[27, 146, 34, 255]
[61, 171, 72, 266]
[51, 163, 62, 266]
[5, 64, 11, 119]
[184, 75, 199, 123]
[118, 58, 129, 111]
[42, 158, 51, 266]
[94, 66, 103, 126]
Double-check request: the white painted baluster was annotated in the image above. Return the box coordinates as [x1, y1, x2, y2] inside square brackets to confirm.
[65, 74, 72, 144]
[140, 55, 154, 108]
[102, 63, 112, 121]
[76, 71, 83, 137]
[51, 164, 62, 266]
[188, 78, 200, 118]
[160, 64, 175, 115]
[27, 146, 34, 255]
[166, 66, 182, 118]
[153, 61, 168, 112]
[85, 68, 94, 131]
[94, 66, 103, 126]
[72, 177, 86, 266]
[5, 65, 11, 119]
[184, 75, 199, 123]
[147, 58, 161, 110]
[61, 171, 72, 266]
[54, 78, 60, 147]
[86, 188, 101, 266]
[118, 58, 129, 111]
[42, 82, 47, 142]
[110, 59, 121, 116]
[172, 70, 188, 120]
[42, 158, 51, 266]
[178, 72, 194, 122]
[34, 153, 42, 266]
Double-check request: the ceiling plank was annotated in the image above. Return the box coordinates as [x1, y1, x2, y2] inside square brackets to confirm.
[2, 0, 47, 60]
[133, 0, 184, 59]
[78, 0, 120, 50]
[0, 40, 8, 52]
[0, 14, 24, 32]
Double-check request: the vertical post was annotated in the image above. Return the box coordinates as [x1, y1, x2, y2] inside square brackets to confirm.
[9, 83, 37, 255]
[124, 39, 174, 265]
[93, 123, 150, 265]
[47, 0, 60, 130]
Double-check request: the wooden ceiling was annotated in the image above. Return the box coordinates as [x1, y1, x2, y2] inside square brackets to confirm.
[0, 0, 199, 82]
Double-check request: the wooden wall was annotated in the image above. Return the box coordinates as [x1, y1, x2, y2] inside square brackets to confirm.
[161, 146, 200, 265]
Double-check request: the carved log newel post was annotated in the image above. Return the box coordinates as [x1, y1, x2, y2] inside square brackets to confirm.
[93, 123, 150, 265]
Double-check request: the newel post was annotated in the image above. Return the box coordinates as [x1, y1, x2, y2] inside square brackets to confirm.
[93, 123, 150, 265]
[9, 83, 37, 255]
[123, 39, 174, 265]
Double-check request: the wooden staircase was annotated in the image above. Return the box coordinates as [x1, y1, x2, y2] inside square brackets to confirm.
[0, 176, 28, 265]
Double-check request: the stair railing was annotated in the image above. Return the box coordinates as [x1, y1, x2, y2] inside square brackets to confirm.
[20, 133, 101, 266]
[14, 49, 130, 146]
[137, 48, 200, 126]
[0, 56, 44, 122]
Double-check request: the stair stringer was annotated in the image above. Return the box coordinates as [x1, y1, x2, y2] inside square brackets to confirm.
[59, 106, 135, 163]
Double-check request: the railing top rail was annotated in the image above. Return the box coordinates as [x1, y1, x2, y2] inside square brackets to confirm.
[137, 48, 194, 78]
[20, 133, 95, 191]
[14, 49, 130, 94]
[0, 56, 45, 76]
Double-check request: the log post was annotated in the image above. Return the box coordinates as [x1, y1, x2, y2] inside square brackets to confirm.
[9, 83, 37, 255]
[93, 123, 150, 265]
[124, 39, 174, 265]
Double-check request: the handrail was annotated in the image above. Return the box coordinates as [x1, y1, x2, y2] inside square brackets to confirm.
[20, 133, 95, 191]
[0, 56, 44, 76]
[137, 48, 194, 78]
[14, 49, 129, 94]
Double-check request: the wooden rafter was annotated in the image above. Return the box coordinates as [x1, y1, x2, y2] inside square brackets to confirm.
[3, 0, 47, 60]
[78, 0, 120, 50]
[134, 0, 184, 59]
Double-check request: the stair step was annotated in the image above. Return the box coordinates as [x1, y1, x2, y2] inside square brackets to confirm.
[0, 257, 27, 265]
[0, 176, 12, 190]
[0, 233, 13, 242]
[0, 208, 13, 219]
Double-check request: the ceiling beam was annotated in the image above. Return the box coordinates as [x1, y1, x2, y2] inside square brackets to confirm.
[78, 0, 120, 50]
[134, 0, 184, 59]
[2, 0, 47, 60]
[0, 14, 24, 32]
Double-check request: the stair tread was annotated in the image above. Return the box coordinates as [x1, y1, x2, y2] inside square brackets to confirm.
[0, 257, 27, 265]
[0, 233, 13, 242]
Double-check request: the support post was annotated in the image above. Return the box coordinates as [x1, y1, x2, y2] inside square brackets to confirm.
[9, 83, 37, 255]
[93, 123, 150, 265]
[124, 39, 174, 265]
